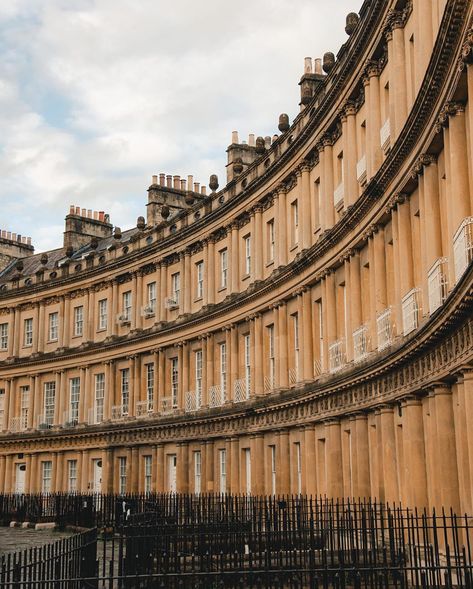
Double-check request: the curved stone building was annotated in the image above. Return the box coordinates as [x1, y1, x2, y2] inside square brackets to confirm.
[0, 0, 472, 513]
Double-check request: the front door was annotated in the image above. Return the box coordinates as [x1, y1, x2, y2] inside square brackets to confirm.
[168, 454, 177, 493]
[92, 459, 102, 493]
[15, 463, 26, 493]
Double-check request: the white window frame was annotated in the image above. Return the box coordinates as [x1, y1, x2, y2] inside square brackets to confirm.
[268, 220, 275, 262]
[270, 445, 276, 496]
[196, 262, 204, 299]
[44, 382, 56, 426]
[244, 334, 251, 398]
[24, 318, 33, 347]
[171, 273, 180, 305]
[121, 368, 130, 414]
[219, 448, 227, 494]
[41, 461, 52, 493]
[68, 459, 78, 492]
[244, 235, 251, 275]
[20, 386, 29, 430]
[268, 324, 275, 386]
[122, 291, 132, 322]
[220, 249, 228, 288]
[171, 357, 179, 407]
[220, 342, 227, 401]
[144, 455, 152, 494]
[119, 456, 127, 494]
[73, 305, 83, 337]
[95, 373, 105, 423]
[293, 313, 300, 380]
[195, 350, 203, 408]
[69, 377, 80, 423]
[0, 323, 8, 350]
[48, 312, 59, 341]
[146, 363, 154, 412]
[194, 451, 202, 495]
[98, 299, 108, 330]
[147, 282, 157, 311]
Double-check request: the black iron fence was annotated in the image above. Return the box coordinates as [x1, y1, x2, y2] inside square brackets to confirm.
[0, 494, 472, 588]
[0, 527, 97, 588]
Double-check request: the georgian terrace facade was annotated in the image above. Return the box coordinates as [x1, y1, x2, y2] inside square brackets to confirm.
[0, 0, 472, 514]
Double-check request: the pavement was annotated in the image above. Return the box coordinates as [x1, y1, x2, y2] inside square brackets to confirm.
[0, 526, 73, 555]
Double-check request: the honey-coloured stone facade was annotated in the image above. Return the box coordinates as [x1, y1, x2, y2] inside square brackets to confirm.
[0, 0, 473, 515]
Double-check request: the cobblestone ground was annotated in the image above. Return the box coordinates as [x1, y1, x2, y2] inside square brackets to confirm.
[0, 526, 73, 554]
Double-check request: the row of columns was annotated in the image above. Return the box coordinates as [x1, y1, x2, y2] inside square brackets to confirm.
[2, 372, 471, 511]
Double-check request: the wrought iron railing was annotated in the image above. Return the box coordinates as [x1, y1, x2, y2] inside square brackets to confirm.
[208, 385, 225, 408]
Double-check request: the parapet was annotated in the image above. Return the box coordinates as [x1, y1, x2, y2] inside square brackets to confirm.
[63, 205, 113, 251]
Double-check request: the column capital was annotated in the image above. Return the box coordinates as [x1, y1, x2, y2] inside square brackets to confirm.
[461, 31, 473, 64]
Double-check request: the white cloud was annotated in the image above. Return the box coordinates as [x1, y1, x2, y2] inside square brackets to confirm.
[0, 0, 361, 251]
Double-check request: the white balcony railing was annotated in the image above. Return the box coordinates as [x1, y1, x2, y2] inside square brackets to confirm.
[62, 410, 79, 427]
[185, 391, 200, 413]
[9, 415, 28, 433]
[208, 385, 225, 408]
[233, 379, 248, 403]
[328, 339, 345, 373]
[356, 155, 367, 184]
[116, 313, 131, 326]
[428, 257, 449, 314]
[37, 414, 53, 429]
[140, 304, 155, 318]
[453, 217, 473, 282]
[377, 307, 393, 351]
[164, 297, 179, 310]
[380, 119, 391, 153]
[264, 375, 276, 393]
[352, 325, 369, 362]
[111, 404, 128, 421]
[402, 288, 422, 336]
[136, 400, 153, 418]
[161, 397, 175, 415]
[334, 182, 344, 207]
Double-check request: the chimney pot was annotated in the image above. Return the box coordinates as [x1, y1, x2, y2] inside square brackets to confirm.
[70, 205, 75, 214]
[159, 173, 166, 186]
[93, 211, 98, 220]
[304, 57, 313, 73]
[187, 175, 193, 191]
[194, 182, 200, 193]
[180, 179, 186, 191]
[314, 58, 323, 75]
[166, 175, 172, 188]
[87, 209, 92, 218]
[231, 131, 239, 144]
[201, 186, 207, 195]
[248, 133, 255, 147]
[75, 206, 80, 215]
[99, 211, 105, 222]
[152, 174, 158, 184]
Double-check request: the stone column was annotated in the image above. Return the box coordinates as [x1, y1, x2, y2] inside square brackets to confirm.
[183, 251, 192, 315]
[277, 186, 288, 266]
[0, 455, 6, 491]
[205, 440, 214, 492]
[254, 206, 263, 279]
[322, 135, 335, 228]
[250, 434, 265, 495]
[230, 437, 240, 493]
[230, 325, 238, 401]
[378, 405, 398, 504]
[25, 453, 32, 493]
[444, 104, 471, 277]
[177, 442, 189, 493]
[157, 349, 165, 414]
[421, 156, 442, 267]
[304, 425, 317, 495]
[110, 280, 118, 337]
[301, 289, 314, 381]
[385, 18, 408, 138]
[349, 250, 362, 336]
[206, 334, 214, 403]
[456, 369, 473, 514]
[135, 271, 143, 330]
[253, 314, 263, 395]
[54, 371, 62, 425]
[156, 444, 165, 492]
[7, 307, 16, 358]
[4, 454, 13, 493]
[3, 379, 12, 432]
[37, 302, 45, 353]
[354, 413, 370, 498]
[368, 62, 382, 176]
[230, 223, 239, 293]
[207, 238, 215, 305]
[87, 288, 95, 340]
[159, 263, 167, 322]
[396, 195, 414, 297]
[278, 303, 288, 389]
[102, 448, 114, 494]
[431, 383, 460, 512]
[345, 102, 358, 206]
[278, 430, 290, 495]
[300, 163, 313, 249]
[57, 369, 66, 426]
[324, 271, 337, 351]
[401, 396, 428, 509]
[326, 420, 343, 499]
[28, 375, 38, 430]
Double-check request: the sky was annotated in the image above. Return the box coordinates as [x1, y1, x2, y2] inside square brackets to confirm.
[0, 0, 361, 252]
